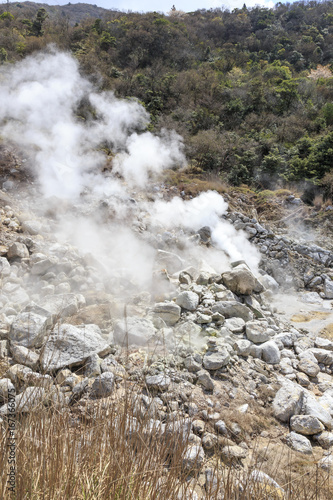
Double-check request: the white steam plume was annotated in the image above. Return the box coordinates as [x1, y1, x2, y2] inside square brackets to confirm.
[0, 47, 185, 197]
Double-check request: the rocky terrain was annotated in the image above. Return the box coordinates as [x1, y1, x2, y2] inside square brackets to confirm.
[1, 142, 333, 498]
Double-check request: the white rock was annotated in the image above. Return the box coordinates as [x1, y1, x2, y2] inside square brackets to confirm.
[285, 432, 312, 454]
[261, 341, 281, 364]
[246, 321, 272, 344]
[272, 381, 304, 422]
[40, 323, 110, 372]
[176, 291, 199, 311]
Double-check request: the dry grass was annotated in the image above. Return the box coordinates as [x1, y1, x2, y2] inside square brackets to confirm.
[0, 385, 332, 499]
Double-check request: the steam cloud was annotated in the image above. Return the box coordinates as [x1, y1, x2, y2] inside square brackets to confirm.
[0, 47, 261, 294]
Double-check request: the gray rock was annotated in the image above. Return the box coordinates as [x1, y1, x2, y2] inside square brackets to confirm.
[9, 312, 48, 348]
[285, 432, 312, 454]
[0, 257, 11, 277]
[146, 374, 171, 392]
[248, 470, 285, 498]
[310, 348, 333, 365]
[176, 291, 199, 311]
[323, 279, 333, 299]
[153, 302, 181, 326]
[261, 341, 281, 364]
[182, 445, 205, 471]
[318, 455, 333, 471]
[233, 339, 252, 357]
[25, 372, 53, 389]
[31, 256, 58, 275]
[90, 372, 115, 398]
[315, 337, 333, 351]
[203, 349, 231, 370]
[303, 393, 333, 429]
[6, 363, 33, 384]
[184, 355, 202, 373]
[202, 432, 218, 450]
[215, 420, 227, 435]
[298, 358, 320, 378]
[114, 317, 156, 346]
[313, 431, 333, 449]
[7, 242, 29, 260]
[222, 445, 248, 460]
[40, 323, 110, 372]
[212, 301, 253, 322]
[246, 321, 272, 344]
[290, 415, 325, 435]
[0, 387, 47, 415]
[272, 382, 304, 422]
[0, 378, 15, 403]
[197, 369, 214, 391]
[222, 266, 263, 295]
[224, 317, 245, 334]
[10, 343, 39, 369]
[39, 293, 81, 321]
[84, 353, 102, 377]
[156, 249, 185, 273]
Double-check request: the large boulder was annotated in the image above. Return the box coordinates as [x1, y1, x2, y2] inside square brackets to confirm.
[222, 266, 263, 295]
[261, 341, 281, 364]
[113, 317, 156, 346]
[303, 393, 333, 429]
[40, 323, 110, 372]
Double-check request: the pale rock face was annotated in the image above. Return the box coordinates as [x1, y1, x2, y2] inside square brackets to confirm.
[40, 323, 110, 372]
[303, 393, 333, 429]
[0, 387, 47, 415]
[285, 432, 312, 454]
[313, 431, 333, 449]
[7, 242, 29, 260]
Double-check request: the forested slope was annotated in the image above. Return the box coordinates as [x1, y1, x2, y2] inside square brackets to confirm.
[1, 1, 333, 200]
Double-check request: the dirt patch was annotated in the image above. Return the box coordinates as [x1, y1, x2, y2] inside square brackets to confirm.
[291, 311, 331, 323]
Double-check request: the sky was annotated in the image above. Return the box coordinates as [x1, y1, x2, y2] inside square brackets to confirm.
[3, 0, 278, 14]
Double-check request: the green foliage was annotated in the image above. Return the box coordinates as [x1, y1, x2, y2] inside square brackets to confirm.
[100, 31, 116, 51]
[22, 8, 48, 37]
[0, 47, 7, 63]
[0, 12, 14, 21]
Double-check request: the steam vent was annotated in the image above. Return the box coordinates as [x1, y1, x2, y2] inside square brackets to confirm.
[1, 39, 333, 499]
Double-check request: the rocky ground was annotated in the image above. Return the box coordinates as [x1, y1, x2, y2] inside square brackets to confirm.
[1, 146, 333, 498]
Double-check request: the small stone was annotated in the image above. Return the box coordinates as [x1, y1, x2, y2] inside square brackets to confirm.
[298, 358, 320, 378]
[203, 349, 231, 370]
[224, 317, 245, 334]
[261, 341, 281, 364]
[202, 432, 218, 450]
[215, 420, 227, 435]
[146, 374, 171, 392]
[197, 369, 214, 391]
[90, 372, 115, 398]
[222, 445, 247, 460]
[10, 344, 39, 369]
[9, 312, 48, 348]
[182, 445, 205, 472]
[246, 321, 272, 344]
[7, 242, 29, 260]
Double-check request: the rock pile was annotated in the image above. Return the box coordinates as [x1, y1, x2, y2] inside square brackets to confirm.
[0, 186, 333, 495]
